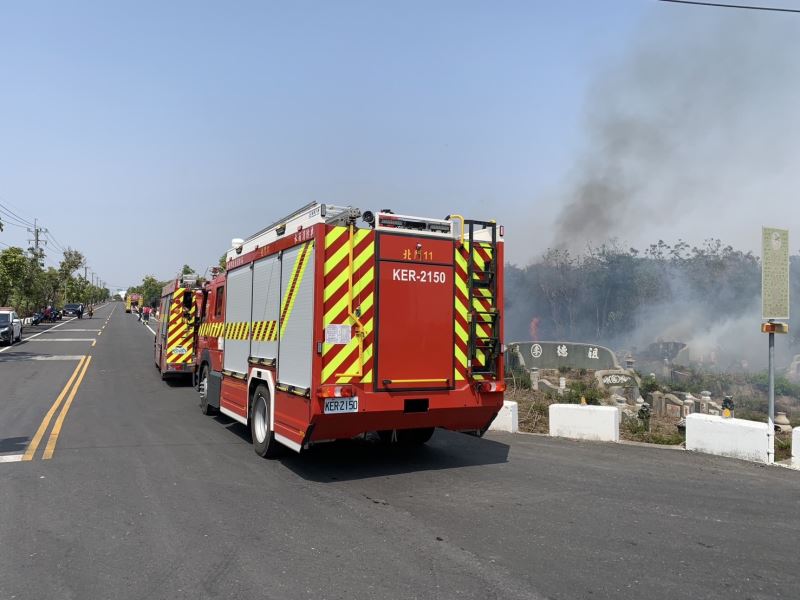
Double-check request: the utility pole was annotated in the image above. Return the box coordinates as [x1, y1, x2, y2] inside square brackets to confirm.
[27, 218, 48, 266]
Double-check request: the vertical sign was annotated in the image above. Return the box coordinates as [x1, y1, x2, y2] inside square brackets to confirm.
[762, 227, 789, 320]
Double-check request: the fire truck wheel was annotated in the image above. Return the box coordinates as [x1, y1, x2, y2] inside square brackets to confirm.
[250, 384, 282, 458]
[198, 366, 214, 415]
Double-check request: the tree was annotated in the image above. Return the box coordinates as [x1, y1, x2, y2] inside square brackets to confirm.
[182, 264, 195, 276]
[0, 247, 29, 305]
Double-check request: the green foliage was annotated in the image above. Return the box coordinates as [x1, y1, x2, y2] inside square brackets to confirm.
[746, 373, 800, 399]
[0, 246, 107, 314]
[218, 254, 227, 271]
[639, 376, 663, 396]
[128, 275, 168, 308]
[561, 380, 605, 405]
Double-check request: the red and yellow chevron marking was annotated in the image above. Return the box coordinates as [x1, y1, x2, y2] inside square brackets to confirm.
[454, 246, 470, 382]
[166, 288, 196, 364]
[321, 226, 375, 385]
[454, 242, 496, 380]
[199, 322, 224, 337]
[279, 241, 314, 338]
[225, 321, 251, 341]
[251, 320, 278, 342]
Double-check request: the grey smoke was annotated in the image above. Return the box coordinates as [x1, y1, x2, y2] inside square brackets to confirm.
[550, 9, 800, 251]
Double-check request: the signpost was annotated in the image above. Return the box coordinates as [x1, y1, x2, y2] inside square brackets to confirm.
[761, 227, 790, 464]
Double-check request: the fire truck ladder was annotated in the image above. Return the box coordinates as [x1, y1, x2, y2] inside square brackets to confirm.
[465, 219, 500, 379]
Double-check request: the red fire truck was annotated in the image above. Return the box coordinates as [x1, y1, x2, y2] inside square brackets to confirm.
[194, 203, 505, 457]
[154, 277, 201, 379]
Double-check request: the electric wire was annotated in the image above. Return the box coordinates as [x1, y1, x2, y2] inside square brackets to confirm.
[659, 0, 800, 13]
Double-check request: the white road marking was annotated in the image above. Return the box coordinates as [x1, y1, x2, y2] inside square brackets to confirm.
[25, 338, 96, 342]
[26, 355, 85, 361]
[0, 454, 24, 463]
[0, 318, 77, 354]
[52, 329, 101, 332]
[145, 324, 156, 335]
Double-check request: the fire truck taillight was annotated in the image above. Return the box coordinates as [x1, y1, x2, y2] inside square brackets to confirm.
[317, 385, 355, 399]
[476, 381, 506, 393]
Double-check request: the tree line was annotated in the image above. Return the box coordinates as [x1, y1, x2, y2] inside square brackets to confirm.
[0, 246, 109, 315]
[505, 239, 800, 350]
[126, 265, 204, 308]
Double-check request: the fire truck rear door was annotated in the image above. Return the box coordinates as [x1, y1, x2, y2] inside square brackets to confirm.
[375, 235, 454, 391]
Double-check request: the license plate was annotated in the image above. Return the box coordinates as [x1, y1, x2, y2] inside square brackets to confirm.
[324, 397, 358, 414]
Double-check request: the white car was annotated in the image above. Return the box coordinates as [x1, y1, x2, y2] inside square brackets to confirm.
[0, 309, 22, 345]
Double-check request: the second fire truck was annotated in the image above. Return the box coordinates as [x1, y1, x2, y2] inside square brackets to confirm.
[192, 202, 505, 457]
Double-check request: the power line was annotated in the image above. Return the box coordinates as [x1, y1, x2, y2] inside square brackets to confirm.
[0, 221, 28, 229]
[0, 200, 35, 228]
[0, 207, 34, 229]
[44, 231, 66, 253]
[659, 0, 800, 13]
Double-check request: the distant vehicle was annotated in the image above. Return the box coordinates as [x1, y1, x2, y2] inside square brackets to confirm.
[126, 293, 142, 314]
[31, 312, 43, 326]
[154, 277, 201, 380]
[63, 303, 84, 317]
[0, 308, 23, 345]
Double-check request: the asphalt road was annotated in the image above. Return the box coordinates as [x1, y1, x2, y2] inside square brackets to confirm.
[1, 301, 798, 600]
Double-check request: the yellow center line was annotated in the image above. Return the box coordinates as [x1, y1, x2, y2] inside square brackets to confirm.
[43, 355, 93, 460]
[22, 356, 86, 461]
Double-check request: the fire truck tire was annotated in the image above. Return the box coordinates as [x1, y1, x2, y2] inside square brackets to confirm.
[198, 366, 214, 415]
[250, 384, 282, 458]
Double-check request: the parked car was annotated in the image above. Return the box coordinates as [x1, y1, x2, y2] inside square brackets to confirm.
[62, 303, 84, 317]
[0, 308, 22, 345]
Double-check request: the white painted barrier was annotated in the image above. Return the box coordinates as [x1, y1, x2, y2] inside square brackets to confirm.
[793, 428, 800, 464]
[549, 404, 619, 442]
[685, 414, 768, 464]
[489, 401, 519, 433]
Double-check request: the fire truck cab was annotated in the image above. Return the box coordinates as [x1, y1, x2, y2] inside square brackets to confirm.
[194, 203, 505, 457]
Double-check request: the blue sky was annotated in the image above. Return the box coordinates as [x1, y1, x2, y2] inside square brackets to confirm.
[2, 1, 797, 290]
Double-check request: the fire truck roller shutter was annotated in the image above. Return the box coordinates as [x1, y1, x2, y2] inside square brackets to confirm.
[250, 254, 280, 361]
[277, 240, 315, 389]
[223, 264, 253, 374]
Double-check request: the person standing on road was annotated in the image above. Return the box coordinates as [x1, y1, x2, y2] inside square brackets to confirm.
[77, 304, 84, 319]
[142, 305, 151, 325]
[137, 305, 142, 322]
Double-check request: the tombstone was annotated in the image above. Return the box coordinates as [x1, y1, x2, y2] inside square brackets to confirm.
[699, 391, 712, 415]
[648, 391, 665, 417]
[558, 377, 566, 396]
[682, 398, 694, 417]
[530, 367, 539, 391]
[663, 394, 683, 419]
